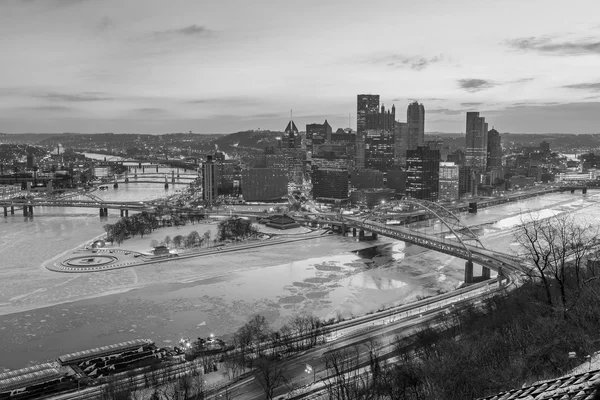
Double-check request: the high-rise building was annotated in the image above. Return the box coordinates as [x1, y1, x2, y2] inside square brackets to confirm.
[386, 169, 407, 195]
[459, 166, 475, 198]
[365, 104, 395, 131]
[487, 128, 502, 169]
[350, 168, 384, 190]
[311, 167, 349, 203]
[241, 168, 288, 201]
[364, 129, 395, 172]
[540, 141, 550, 154]
[465, 112, 488, 170]
[306, 120, 332, 157]
[357, 94, 380, 135]
[407, 101, 425, 151]
[439, 162, 459, 201]
[406, 146, 440, 201]
[201, 155, 216, 205]
[284, 120, 300, 148]
[393, 122, 409, 166]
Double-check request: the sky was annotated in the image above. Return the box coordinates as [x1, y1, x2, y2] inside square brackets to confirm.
[1, 0, 600, 134]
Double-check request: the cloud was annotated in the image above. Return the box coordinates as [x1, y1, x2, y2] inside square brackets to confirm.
[369, 54, 444, 71]
[562, 82, 600, 92]
[97, 16, 114, 31]
[132, 108, 170, 114]
[29, 105, 74, 111]
[20, 0, 91, 7]
[187, 96, 261, 106]
[460, 102, 483, 107]
[427, 108, 463, 115]
[457, 79, 497, 92]
[506, 36, 600, 55]
[40, 92, 114, 102]
[154, 24, 212, 38]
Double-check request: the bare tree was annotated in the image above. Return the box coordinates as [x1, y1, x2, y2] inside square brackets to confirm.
[515, 212, 599, 311]
[254, 357, 288, 400]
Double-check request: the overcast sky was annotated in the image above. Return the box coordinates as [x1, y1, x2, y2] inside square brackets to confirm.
[1, 0, 600, 134]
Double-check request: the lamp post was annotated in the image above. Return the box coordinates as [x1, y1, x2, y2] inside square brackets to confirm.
[305, 363, 315, 383]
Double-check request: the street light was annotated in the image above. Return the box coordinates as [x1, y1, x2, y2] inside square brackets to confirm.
[305, 363, 315, 383]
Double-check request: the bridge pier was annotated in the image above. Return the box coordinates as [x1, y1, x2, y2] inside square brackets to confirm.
[28, 206, 33, 216]
[10, 206, 14, 215]
[464, 260, 474, 284]
[583, 187, 588, 194]
[571, 189, 575, 193]
[482, 266, 491, 280]
[468, 202, 478, 213]
[23, 206, 28, 217]
[120, 209, 124, 217]
[113, 182, 118, 188]
[352, 227, 356, 237]
[125, 209, 129, 217]
[3, 207, 6, 217]
[156, 166, 159, 173]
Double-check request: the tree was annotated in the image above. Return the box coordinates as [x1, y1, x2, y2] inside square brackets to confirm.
[515, 212, 599, 311]
[164, 235, 171, 248]
[254, 358, 288, 400]
[185, 230, 201, 248]
[150, 239, 159, 248]
[203, 230, 211, 247]
[217, 217, 259, 241]
[172, 235, 184, 249]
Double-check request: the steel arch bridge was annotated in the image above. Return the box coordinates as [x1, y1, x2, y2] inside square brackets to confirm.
[351, 198, 486, 259]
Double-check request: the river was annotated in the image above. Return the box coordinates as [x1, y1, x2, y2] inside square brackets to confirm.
[0, 187, 598, 370]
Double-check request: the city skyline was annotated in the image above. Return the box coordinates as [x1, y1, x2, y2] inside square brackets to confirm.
[1, 0, 600, 134]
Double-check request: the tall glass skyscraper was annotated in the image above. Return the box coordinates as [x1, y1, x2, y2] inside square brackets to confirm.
[465, 111, 488, 170]
[407, 101, 425, 151]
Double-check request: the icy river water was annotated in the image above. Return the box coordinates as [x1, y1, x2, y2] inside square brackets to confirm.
[0, 180, 599, 370]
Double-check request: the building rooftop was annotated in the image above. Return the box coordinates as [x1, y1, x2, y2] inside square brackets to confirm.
[478, 369, 600, 400]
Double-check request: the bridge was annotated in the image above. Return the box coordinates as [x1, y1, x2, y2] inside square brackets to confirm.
[293, 199, 522, 285]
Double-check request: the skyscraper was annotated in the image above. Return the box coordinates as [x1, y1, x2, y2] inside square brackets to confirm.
[363, 104, 396, 172]
[407, 101, 425, 151]
[439, 162, 459, 201]
[406, 146, 440, 201]
[284, 120, 300, 148]
[487, 128, 502, 169]
[393, 122, 408, 167]
[201, 155, 216, 206]
[357, 94, 380, 135]
[465, 112, 488, 170]
[306, 120, 332, 157]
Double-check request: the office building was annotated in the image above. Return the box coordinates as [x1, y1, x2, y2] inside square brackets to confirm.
[241, 168, 288, 201]
[284, 119, 300, 149]
[306, 120, 332, 157]
[487, 128, 502, 169]
[393, 122, 409, 166]
[350, 168, 384, 190]
[311, 167, 349, 203]
[407, 101, 425, 151]
[201, 155, 216, 205]
[350, 188, 395, 208]
[439, 162, 459, 201]
[364, 129, 395, 172]
[365, 104, 395, 131]
[357, 94, 380, 135]
[459, 166, 475, 198]
[406, 146, 440, 201]
[386, 169, 407, 195]
[465, 112, 488, 170]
